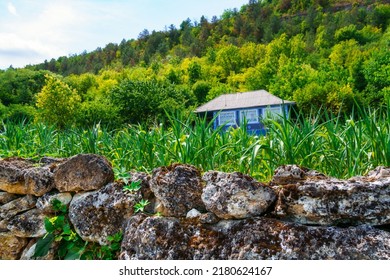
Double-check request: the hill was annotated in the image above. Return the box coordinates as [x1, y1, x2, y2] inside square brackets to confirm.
[0, 0, 389, 128]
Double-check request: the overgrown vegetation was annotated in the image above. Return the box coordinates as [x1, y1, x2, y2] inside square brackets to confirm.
[1, 107, 388, 181]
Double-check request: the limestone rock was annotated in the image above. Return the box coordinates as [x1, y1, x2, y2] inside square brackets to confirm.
[271, 164, 327, 185]
[367, 166, 390, 180]
[207, 218, 390, 260]
[0, 195, 36, 220]
[0, 158, 55, 196]
[273, 166, 390, 226]
[0, 219, 8, 232]
[186, 208, 202, 218]
[54, 154, 114, 192]
[120, 216, 390, 260]
[0, 232, 28, 260]
[150, 164, 205, 217]
[0, 191, 20, 205]
[68, 183, 140, 245]
[7, 209, 47, 238]
[199, 212, 220, 224]
[202, 171, 276, 219]
[36, 192, 73, 214]
[120, 216, 191, 260]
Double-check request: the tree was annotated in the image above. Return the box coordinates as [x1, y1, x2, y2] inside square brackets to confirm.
[35, 74, 81, 128]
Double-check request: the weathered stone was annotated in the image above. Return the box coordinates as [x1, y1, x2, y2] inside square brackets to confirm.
[24, 167, 55, 196]
[36, 191, 73, 214]
[199, 212, 220, 224]
[0, 232, 28, 260]
[150, 164, 205, 217]
[0, 195, 36, 220]
[120, 216, 390, 260]
[273, 166, 390, 226]
[120, 216, 191, 260]
[39, 156, 66, 166]
[186, 208, 202, 218]
[202, 171, 276, 219]
[271, 164, 328, 185]
[0, 195, 37, 234]
[0, 158, 55, 196]
[69, 183, 140, 245]
[367, 166, 390, 180]
[0, 191, 20, 205]
[54, 154, 114, 192]
[7, 209, 47, 238]
[0, 219, 8, 232]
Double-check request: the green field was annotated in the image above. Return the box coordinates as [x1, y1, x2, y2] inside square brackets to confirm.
[1, 105, 388, 182]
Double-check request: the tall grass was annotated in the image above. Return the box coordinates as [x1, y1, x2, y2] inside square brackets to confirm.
[0, 106, 388, 182]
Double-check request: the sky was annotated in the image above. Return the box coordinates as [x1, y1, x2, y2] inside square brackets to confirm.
[0, 0, 249, 69]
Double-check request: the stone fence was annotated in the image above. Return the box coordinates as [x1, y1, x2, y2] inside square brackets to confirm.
[0, 154, 389, 259]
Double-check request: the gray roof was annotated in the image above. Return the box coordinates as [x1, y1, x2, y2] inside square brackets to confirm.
[195, 90, 295, 113]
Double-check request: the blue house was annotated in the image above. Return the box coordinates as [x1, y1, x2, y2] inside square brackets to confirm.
[195, 90, 295, 135]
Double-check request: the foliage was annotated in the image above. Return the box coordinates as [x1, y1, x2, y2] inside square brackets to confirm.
[123, 180, 142, 193]
[110, 79, 195, 125]
[34, 199, 122, 260]
[35, 74, 81, 129]
[1, 108, 389, 182]
[134, 199, 150, 213]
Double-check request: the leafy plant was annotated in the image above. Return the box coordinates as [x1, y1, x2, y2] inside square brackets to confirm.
[114, 167, 131, 185]
[134, 199, 150, 213]
[123, 180, 142, 192]
[34, 199, 86, 260]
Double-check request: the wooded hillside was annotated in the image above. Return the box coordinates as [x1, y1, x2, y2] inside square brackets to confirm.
[0, 0, 389, 128]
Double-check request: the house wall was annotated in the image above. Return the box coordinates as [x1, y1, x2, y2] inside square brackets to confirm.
[213, 104, 292, 135]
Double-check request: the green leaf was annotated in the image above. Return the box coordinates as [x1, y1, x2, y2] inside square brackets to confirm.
[64, 249, 82, 260]
[33, 233, 54, 258]
[44, 217, 56, 232]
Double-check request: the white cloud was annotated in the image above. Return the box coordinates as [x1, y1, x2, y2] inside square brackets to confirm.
[7, 2, 18, 16]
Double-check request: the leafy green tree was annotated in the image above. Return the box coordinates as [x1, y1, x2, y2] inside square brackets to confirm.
[215, 45, 242, 78]
[35, 74, 81, 128]
[192, 80, 211, 104]
[110, 79, 195, 125]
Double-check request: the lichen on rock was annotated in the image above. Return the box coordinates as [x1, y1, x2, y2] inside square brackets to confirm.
[120, 215, 191, 260]
[202, 171, 276, 219]
[54, 154, 114, 193]
[7, 209, 47, 238]
[272, 165, 390, 226]
[150, 164, 205, 217]
[0, 232, 28, 260]
[0, 158, 55, 196]
[68, 182, 141, 245]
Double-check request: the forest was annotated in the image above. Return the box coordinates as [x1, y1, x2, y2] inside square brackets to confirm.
[0, 0, 388, 128]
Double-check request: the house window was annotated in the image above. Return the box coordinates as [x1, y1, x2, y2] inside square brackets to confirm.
[240, 109, 258, 124]
[263, 106, 282, 119]
[219, 111, 236, 126]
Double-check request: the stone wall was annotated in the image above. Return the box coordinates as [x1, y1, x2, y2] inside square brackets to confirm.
[0, 154, 389, 260]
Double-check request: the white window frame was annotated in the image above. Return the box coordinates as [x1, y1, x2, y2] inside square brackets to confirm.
[218, 111, 236, 126]
[240, 109, 259, 124]
[263, 106, 282, 119]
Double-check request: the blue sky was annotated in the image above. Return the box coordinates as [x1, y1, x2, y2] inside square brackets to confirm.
[0, 0, 249, 69]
